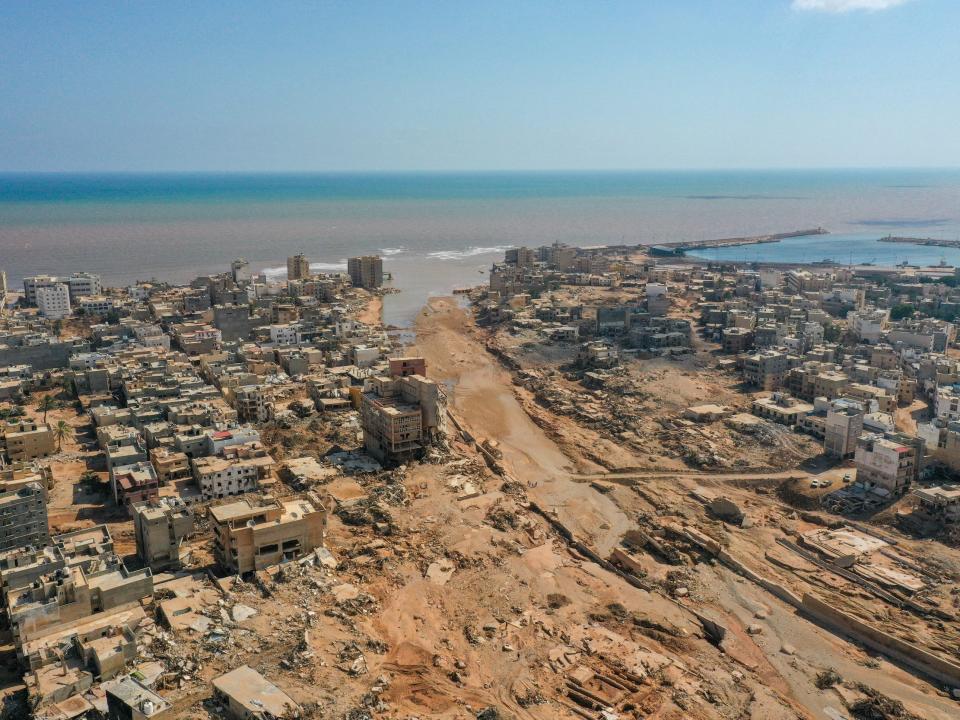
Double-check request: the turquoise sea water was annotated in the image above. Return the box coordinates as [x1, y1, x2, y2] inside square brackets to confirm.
[688, 233, 960, 267]
[2, 170, 959, 323]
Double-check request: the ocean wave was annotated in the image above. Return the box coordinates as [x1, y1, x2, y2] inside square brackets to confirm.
[380, 246, 406, 256]
[261, 260, 347, 279]
[426, 245, 513, 261]
[310, 261, 348, 271]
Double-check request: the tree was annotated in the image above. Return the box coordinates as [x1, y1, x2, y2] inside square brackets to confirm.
[52, 420, 74, 452]
[36, 395, 57, 423]
[890, 304, 915, 321]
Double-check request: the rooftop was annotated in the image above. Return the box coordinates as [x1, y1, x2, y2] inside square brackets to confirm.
[212, 665, 299, 716]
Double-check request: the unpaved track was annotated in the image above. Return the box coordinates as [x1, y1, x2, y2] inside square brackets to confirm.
[413, 296, 960, 720]
[415, 297, 632, 554]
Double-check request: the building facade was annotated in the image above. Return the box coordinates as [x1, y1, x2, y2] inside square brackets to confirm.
[347, 256, 384, 289]
[210, 494, 325, 574]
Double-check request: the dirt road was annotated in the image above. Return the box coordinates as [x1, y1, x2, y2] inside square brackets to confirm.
[416, 297, 632, 554]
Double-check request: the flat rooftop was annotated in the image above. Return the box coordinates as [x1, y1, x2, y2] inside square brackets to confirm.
[213, 665, 298, 716]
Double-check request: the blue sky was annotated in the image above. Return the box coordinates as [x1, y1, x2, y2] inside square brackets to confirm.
[0, 0, 956, 171]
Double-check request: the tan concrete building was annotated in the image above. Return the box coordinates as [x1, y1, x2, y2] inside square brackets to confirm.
[286, 253, 311, 281]
[212, 665, 299, 719]
[0, 526, 153, 646]
[2, 420, 55, 462]
[149, 447, 191, 483]
[824, 402, 864, 459]
[360, 373, 446, 464]
[751, 393, 813, 427]
[132, 497, 194, 572]
[210, 494, 325, 574]
[742, 350, 789, 391]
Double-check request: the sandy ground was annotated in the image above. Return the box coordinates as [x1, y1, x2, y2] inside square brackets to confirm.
[356, 293, 383, 326]
[416, 298, 633, 555]
[410, 295, 960, 720]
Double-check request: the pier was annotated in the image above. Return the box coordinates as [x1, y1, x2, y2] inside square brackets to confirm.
[878, 235, 960, 249]
[653, 227, 827, 255]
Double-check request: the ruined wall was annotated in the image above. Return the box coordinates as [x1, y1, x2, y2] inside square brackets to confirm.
[801, 593, 960, 688]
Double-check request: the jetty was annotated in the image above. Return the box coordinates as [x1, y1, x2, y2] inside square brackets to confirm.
[650, 227, 827, 256]
[878, 235, 960, 249]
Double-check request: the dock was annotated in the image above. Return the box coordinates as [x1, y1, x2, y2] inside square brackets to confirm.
[652, 228, 828, 256]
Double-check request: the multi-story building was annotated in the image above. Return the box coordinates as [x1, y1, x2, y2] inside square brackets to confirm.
[504, 246, 537, 267]
[0, 483, 49, 553]
[131, 497, 194, 572]
[24, 273, 102, 305]
[2, 421, 55, 462]
[742, 350, 789, 390]
[77, 295, 115, 316]
[191, 456, 260, 500]
[824, 402, 864, 458]
[234, 384, 270, 423]
[847, 308, 888, 344]
[388, 357, 427, 377]
[149, 447, 192, 484]
[231, 257, 251, 285]
[751, 393, 814, 427]
[347, 255, 384, 289]
[912, 485, 960, 525]
[854, 432, 923, 497]
[934, 385, 960, 422]
[64, 272, 102, 301]
[210, 494, 325, 574]
[22, 275, 62, 305]
[36, 283, 72, 319]
[287, 254, 311, 281]
[112, 461, 160, 507]
[918, 419, 960, 472]
[721, 327, 754, 354]
[360, 373, 446, 464]
[785, 269, 830, 294]
[0, 526, 153, 647]
[269, 323, 302, 346]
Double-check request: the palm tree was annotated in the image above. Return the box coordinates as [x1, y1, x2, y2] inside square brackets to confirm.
[52, 420, 73, 452]
[36, 395, 57, 424]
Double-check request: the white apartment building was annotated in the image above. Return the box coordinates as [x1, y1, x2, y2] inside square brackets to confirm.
[191, 456, 259, 500]
[132, 324, 171, 350]
[36, 284, 72, 319]
[23, 275, 61, 305]
[78, 296, 115, 316]
[24, 272, 102, 304]
[847, 309, 887, 344]
[269, 324, 301, 346]
[66, 272, 102, 301]
[935, 385, 960, 422]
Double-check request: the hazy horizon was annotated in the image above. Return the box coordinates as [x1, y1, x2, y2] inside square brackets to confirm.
[3, 1, 958, 172]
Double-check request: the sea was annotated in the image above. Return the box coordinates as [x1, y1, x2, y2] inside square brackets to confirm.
[2, 169, 960, 325]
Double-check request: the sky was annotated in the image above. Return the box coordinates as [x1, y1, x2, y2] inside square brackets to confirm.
[0, 0, 957, 172]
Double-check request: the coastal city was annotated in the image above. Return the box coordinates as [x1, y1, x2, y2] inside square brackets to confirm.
[0, 233, 959, 720]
